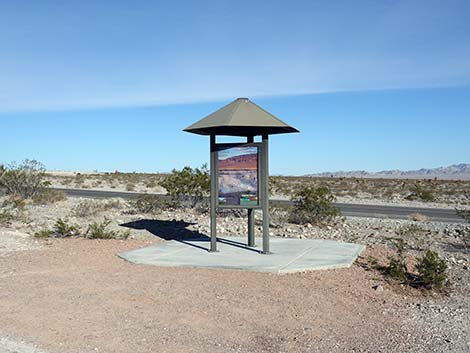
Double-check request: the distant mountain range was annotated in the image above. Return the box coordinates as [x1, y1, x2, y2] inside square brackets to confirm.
[307, 163, 470, 180]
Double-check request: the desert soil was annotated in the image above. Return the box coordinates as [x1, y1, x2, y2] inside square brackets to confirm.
[0, 238, 468, 353]
[1, 196, 469, 352]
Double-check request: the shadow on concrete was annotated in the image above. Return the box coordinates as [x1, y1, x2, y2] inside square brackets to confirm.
[120, 219, 261, 254]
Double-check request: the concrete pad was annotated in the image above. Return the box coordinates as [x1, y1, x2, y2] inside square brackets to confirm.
[118, 237, 365, 274]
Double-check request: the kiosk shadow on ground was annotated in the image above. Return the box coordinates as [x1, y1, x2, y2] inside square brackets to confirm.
[120, 219, 261, 253]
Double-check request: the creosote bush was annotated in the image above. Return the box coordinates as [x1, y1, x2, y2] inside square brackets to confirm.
[386, 238, 408, 282]
[380, 238, 448, 290]
[160, 165, 209, 207]
[416, 250, 447, 289]
[0, 160, 49, 198]
[52, 218, 81, 238]
[289, 186, 339, 226]
[85, 218, 130, 239]
[405, 183, 435, 202]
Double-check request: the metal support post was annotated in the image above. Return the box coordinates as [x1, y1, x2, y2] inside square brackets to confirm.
[247, 136, 255, 247]
[261, 134, 270, 254]
[210, 134, 217, 252]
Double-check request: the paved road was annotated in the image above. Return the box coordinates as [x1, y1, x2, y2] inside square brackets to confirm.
[53, 187, 465, 223]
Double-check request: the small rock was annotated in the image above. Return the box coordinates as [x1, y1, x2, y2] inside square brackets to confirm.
[372, 284, 384, 292]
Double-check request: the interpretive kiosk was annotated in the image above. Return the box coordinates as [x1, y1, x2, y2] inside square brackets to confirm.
[184, 98, 298, 254]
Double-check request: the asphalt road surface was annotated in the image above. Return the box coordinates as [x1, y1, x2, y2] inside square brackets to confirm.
[53, 187, 465, 223]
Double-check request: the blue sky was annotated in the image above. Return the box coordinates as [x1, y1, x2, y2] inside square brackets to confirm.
[1, 1, 469, 175]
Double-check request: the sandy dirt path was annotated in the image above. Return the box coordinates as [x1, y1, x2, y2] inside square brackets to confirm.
[0, 238, 461, 353]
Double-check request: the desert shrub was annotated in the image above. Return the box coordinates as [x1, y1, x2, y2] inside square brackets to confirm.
[0, 209, 14, 225]
[85, 218, 129, 239]
[288, 186, 339, 225]
[367, 256, 379, 269]
[34, 228, 54, 238]
[2, 196, 26, 209]
[160, 165, 209, 206]
[0, 160, 49, 198]
[126, 183, 135, 191]
[269, 205, 291, 228]
[397, 224, 428, 237]
[405, 184, 435, 202]
[32, 189, 66, 205]
[71, 199, 121, 217]
[144, 178, 158, 189]
[52, 218, 81, 238]
[385, 238, 408, 282]
[415, 250, 447, 289]
[129, 194, 178, 214]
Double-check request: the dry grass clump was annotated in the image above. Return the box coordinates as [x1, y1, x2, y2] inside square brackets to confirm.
[71, 199, 121, 217]
[34, 218, 80, 238]
[35, 217, 129, 240]
[85, 218, 130, 239]
[396, 224, 429, 237]
[0, 208, 14, 226]
[32, 189, 66, 205]
[408, 213, 429, 222]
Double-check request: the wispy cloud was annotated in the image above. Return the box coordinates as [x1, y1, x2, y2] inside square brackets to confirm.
[0, 0, 469, 112]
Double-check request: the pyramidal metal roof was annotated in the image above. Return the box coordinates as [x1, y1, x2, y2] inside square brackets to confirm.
[184, 98, 299, 136]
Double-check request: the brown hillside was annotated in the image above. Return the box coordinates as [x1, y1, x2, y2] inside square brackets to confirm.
[219, 154, 257, 170]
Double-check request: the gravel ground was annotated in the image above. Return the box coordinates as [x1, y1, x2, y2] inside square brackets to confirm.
[0, 336, 49, 353]
[1, 239, 468, 353]
[1, 197, 469, 352]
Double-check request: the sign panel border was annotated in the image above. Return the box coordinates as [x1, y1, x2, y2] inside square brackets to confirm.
[214, 142, 263, 209]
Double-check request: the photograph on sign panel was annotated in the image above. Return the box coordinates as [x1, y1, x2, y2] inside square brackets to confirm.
[218, 146, 258, 206]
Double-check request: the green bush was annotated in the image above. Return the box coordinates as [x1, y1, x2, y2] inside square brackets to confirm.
[289, 186, 340, 225]
[34, 229, 54, 238]
[386, 238, 408, 282]
[160, 165, 209, 206]
[85, 218, 129, 239]
[0, 160, 49, 198]
[0, 209, 14, 226]
[415, 250, 447, 289]
[52, 218, 81, 238]
[405, 184, 435, 202]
